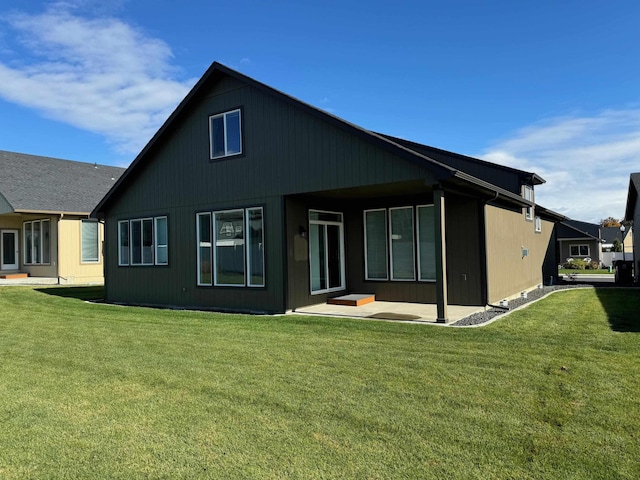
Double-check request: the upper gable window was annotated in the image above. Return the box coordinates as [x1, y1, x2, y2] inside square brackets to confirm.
[523, 185, 533, 220]
[209, 109, 242, 159]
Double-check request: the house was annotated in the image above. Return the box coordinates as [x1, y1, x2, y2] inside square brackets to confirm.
[92, 62, 563, 322]
[600, 225, 633, 263]
[624, 172, 640, 283]
[0, 151, 125, 283]
[556, 219, 603, 266]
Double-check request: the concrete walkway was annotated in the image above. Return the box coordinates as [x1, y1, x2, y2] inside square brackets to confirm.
[293, 301, 484, 324]
[0, 277, 59, 286]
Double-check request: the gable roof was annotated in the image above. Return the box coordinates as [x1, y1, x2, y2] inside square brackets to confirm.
[378, 133, 545, 190]
[556, 219, 601, 241]
[624, 173, 640, 221]
[92, 62, 557, 218]
[0, 150, 125, 215]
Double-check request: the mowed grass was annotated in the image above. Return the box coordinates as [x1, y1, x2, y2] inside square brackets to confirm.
[0, 287, 638, 479]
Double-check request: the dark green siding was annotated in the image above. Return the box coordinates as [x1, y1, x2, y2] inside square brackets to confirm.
[444, 196, 484, 305]
[104, 76, 439, 312]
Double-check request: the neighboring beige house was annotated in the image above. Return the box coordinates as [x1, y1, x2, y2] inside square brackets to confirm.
[1, 150, 125, 284]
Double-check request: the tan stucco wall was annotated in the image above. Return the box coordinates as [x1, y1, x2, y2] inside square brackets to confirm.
[0, 213, 59, 277]
[485, 205, 555, 304]
[1, 214, 104, 283]
[57, 217, 104, 284]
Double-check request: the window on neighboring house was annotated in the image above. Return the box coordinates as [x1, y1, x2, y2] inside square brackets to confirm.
[23, 219, 51, 265]
[209, 109, 242, 159]
[81, 220, 100, 263]
[118, 216, 168, 266]
[523, 185, 533, 220]
[197, 207, 265, 287]
[570, 244, 590, 257]
[535, 216, 542, 233]
[364, 206, 436, 282]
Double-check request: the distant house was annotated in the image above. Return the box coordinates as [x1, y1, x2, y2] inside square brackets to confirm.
[556, 220, 633, 268]
[92, 62, 563, 322]
[0, 151, 125, 283]
[556, 220, 602, 265]
[600, 226, 633, 254]
[624, 172, 640, 283]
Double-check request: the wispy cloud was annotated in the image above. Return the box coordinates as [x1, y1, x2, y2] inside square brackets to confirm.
[479, 109, 640, 223]
[0, 4, 195, 155]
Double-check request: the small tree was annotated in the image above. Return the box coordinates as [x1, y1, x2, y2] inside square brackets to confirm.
[612, 238, 623, 252]
[600, 217, 621, 227]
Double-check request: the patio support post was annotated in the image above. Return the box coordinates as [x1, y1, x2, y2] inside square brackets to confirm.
[434, 188, 448, 323]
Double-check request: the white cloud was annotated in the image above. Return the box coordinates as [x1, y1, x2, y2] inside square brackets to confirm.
[479, 109, 640, 223]
[0, 5, 195, 154]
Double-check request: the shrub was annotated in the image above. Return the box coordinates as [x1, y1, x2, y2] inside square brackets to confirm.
[563, 258, 586, 270]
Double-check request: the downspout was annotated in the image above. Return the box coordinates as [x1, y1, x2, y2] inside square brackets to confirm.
[57, 213, 63, 284]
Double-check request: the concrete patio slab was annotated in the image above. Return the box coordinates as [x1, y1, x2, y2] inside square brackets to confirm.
[293, 301, 484, 324]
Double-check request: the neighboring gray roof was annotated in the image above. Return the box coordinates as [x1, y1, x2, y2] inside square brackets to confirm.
[601, 226, 629, 244]
[0, 150, 125, 215]
[556, 219, 601, 240]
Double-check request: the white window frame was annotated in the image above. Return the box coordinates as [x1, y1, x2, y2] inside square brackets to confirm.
[535, 216, 542, 233]
[309, 209, 346, 295]
[154, 217, 168, 266]
[569, 244, 590, 257]
[246, 207, 265, 287]
[209, 109, 242, 159]
[200, 207, 264, 288]
[523, 185, 534, 220]
[213, 209, 246, 287]
[197, 212, 213, 286]
[118, 220, 130, 266]
[81, 220, 100, 264]
[363, 208, 389, 281]
[118, 216, 167, 266]
[389, 206, 416, 281]
[23, 219, 51, 265]
[416, 204, 436, 282]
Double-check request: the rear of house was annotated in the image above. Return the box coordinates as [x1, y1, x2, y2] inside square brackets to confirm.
[92, 63, 562, 321]
[0, 151, 125, 284]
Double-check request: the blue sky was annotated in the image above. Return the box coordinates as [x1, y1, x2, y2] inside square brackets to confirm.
[1, 0, 639, 223]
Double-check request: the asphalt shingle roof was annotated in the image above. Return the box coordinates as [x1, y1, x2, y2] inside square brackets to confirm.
[0, 150, 126, 214]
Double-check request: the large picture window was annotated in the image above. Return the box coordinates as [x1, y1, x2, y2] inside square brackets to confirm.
[197, 207, 264, 287]
[209, 109, 242, 159]
[363, 205, 436, 282]
[118, 216, 168, 266]
[23, 219, 50, 265]
[81, 220, 100, 263]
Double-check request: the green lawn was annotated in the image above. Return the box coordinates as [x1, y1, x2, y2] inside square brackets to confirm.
[558, 268, 613, 274]
[0, 286, 638, 479]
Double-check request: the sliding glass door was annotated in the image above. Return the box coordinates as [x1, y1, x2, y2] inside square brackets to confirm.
[309, 210, 345, 294]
